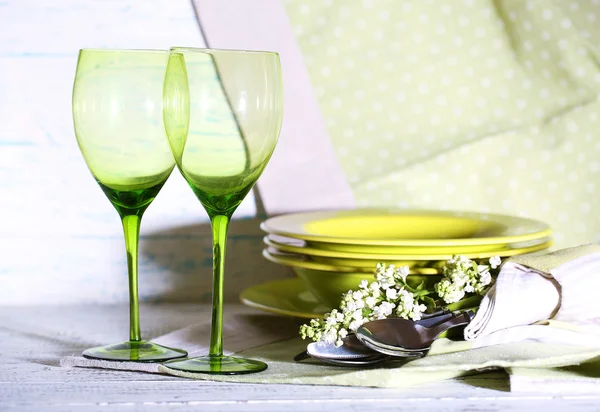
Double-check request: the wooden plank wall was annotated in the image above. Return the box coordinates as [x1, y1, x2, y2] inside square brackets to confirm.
[0, 0, 290, 305]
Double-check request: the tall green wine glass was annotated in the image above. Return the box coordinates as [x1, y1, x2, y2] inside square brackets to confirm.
[72, 49, 188, 362]
[162, 48, 284, 374]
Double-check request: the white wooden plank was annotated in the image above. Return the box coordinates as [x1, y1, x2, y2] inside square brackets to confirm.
[2, 304, 600, 412]
[0, 0, 269, 305]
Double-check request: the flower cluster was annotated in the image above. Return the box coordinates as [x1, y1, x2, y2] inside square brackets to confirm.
[434, 255, 499, 304]
[299, 255, 501, 346]
[299, 263, 427, 347]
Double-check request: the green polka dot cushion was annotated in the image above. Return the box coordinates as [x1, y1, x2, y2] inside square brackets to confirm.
[284, 0, 600, 248]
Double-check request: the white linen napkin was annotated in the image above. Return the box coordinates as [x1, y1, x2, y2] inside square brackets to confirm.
[464, 244, 600, 348]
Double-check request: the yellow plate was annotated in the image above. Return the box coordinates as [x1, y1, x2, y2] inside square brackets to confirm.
[308, 241, 507, 254]
[263, 248, 441, 274]
[261, 209, 551, 247]
[266, 234, 509, 255]
[264, 237, 553, 266]
[240, 278, 332, 319]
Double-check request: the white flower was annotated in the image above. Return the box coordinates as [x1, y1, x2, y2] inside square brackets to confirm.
[489, 256, 501, 269]
[365, 296, 377, 308]
[373, 302, 395, 319]
[435, 278, 465, 303]
[352, 290, 364, 300]
[349, 319, 362, 331]
[349, 308, 360, 319]
[344, 300, 357, 312]
[377, 277, 394, 289]
[449, 270, 468, 286]
[385, 288, 399, 300]
[375, 263, 396, 289]
[396, 265, 410, 282]
[325, 311, 339, 327]
[359, 279, 369, 289]
[410, 303, 428, 320]
[479, 269, 492, 286]
[338, 328, 348, 339]
[323, 331, 337, 344]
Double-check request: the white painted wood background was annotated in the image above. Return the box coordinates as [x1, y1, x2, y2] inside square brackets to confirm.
[0, 0, 293, 305]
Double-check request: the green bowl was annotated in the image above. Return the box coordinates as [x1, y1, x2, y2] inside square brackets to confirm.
[292, 267, 443, 308]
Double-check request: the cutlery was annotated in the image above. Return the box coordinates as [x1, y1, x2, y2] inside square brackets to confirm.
[356, 310, 475, 356]
[295, 310, 457, 365]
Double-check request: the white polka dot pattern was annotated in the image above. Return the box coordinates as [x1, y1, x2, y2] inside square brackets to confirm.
[285, 0, 600, 248]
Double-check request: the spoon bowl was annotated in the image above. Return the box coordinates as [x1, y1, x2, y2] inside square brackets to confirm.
[356, 311, 475, 354]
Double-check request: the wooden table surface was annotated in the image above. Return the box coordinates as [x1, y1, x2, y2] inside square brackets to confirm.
[2, 304, 600, 412]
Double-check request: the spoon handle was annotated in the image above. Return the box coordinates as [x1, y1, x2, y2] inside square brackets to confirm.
[418, 311, 455, 328]
[426, 310, 475, 338]
[420, 308, 450, 319]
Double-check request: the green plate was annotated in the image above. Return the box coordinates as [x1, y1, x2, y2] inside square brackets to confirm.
[240, 278, 481, 319]
[240, 278, 331, 319]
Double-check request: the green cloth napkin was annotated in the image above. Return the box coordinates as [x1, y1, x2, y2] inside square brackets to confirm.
[159, 336, 600, 389]
[283, 0, 600, 249]
[509, 243, 600, 273]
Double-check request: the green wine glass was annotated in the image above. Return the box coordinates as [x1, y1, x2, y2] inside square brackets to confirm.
[162, 47, 284, 374]
[72, 49, 188, 362]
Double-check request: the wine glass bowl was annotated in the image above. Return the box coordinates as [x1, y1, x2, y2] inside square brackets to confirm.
[164, 48, 283, 215]
[72, 49, 187, 362]
[163, 48, 283, 374]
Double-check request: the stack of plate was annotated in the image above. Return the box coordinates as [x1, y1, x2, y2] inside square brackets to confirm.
[241, 209, 552, 318]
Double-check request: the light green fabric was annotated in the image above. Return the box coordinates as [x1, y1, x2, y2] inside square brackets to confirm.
[158, 336, 600, 388]
[510, 242, 600, 273]
[283, 0, 600, 248]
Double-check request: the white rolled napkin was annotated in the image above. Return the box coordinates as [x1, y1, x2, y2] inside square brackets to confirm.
[464, 244, 600, 347]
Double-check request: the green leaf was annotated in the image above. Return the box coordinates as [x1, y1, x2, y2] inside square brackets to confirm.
[415, 280, 426, 291]
[413, 289, 433, 298]
[422, 295, 437, 310]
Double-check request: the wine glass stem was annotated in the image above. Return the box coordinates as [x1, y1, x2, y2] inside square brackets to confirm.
[121, 213, 142, 342]
[209, 214, 230, 357]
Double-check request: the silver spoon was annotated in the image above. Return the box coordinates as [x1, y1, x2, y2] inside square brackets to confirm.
[305, 351, 391, 367]
[356, 310, 475, 356]
[305, 334, 387, 362]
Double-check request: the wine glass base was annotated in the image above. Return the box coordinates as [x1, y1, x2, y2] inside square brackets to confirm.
[164, 355, 268, 375]
[82, 340, 188, 362]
